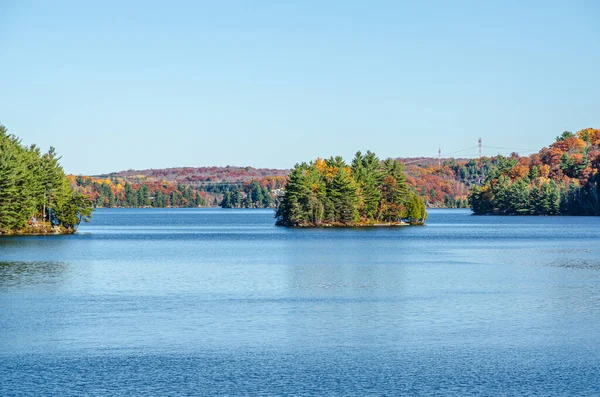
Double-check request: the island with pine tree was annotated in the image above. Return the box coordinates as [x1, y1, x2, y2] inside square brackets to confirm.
[0, 124, 93, 235]
[275, 151, 428, 227]
[4, 119, 598, 234]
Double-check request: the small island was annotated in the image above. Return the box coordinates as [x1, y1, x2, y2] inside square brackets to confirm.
[275, 151, 427, 227]
[0, 124, 93, 235]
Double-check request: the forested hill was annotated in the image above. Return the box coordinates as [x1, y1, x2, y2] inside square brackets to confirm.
[97, 166, 289, 184]
[74, 166, 289, 209]
[469, 129, 600, 215]
[401, 157, 476, 208]
[73, 159, 477, 209]
[71, 128, 600, 215]
[4, 121, 596, 216]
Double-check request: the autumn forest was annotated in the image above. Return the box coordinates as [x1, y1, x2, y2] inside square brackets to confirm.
[72, 128, 599, 218]
[1, 123, 600, 234]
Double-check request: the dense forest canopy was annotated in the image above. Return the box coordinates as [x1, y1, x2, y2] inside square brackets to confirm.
[4, 121, 597, 231]
[275, 151, 427, 226]
[220, 180, 276, 209]
[100, 165, 288, 183]
[73, 158, 479, 210]
[469, 128, 600, 215]
[73, 175, 286, 209]
[0, 124, 93, 234]
[66, 126, 600, 218]
[404, 157, 493, 208]
[72, 158, 484, 211]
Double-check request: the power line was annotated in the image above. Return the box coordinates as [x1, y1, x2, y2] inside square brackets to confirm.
[479, 150, 539, 156]
[483, 145, 539, 152]
[443, 146, 480, 156]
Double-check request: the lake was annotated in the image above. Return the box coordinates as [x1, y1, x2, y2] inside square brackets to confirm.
[1, 208, 599, 396]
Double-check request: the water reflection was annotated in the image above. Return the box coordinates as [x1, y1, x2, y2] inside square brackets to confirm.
[544, 259, 600, 270]
[2, 209, 600, 396]
[0, 261, 67, 288]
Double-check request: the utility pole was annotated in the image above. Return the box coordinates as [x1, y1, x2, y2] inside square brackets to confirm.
[478, 137, 482, 159]
[438, 147, 441, 167]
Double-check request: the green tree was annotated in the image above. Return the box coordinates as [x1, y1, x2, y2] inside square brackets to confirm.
[250, 180, 264, 206]
[276, 152, 424, 226]
[0, 124, 93, 233]
[328, 164, 359, 224]
[124, 182, 138, 207]
[406, 193, 427, 224]
[351, 151, 383, 220]
[137, 185, 150, 206]
[379, 158, 409, 222]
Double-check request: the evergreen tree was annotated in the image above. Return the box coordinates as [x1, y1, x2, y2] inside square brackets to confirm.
[351, 151, 383, 220]
[0, 124, 93, 233]
[379, 158, 409, 222]
[154, 190, 166, 207]
[328, 165, 359, 224]
[406, 193, 428, 224]
[136, 185, 150, 207]
[170, 190, 179, 207]
[221, 191, 232, 208]
[276, 152, 424, 226]
[250, 180, 264, 205]
[124, 182, 138, 207]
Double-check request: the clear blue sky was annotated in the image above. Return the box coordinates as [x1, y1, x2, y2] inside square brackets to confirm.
[1, 0, 599, 175]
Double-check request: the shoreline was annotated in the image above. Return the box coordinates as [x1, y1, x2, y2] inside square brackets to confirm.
[279, 221, 425, 228]
[0, 224, 77, 236]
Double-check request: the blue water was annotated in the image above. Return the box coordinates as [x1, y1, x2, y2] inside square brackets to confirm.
[1, 208, 599, 396]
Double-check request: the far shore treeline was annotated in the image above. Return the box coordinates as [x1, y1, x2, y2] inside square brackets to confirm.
[469, 129, 600, 215]
[0, 124, 93, 235]
[73, 174, 286, 209]
[68, 126, 598, 218]
[275, 152, 427, 226]
[3, 122, 600, 234]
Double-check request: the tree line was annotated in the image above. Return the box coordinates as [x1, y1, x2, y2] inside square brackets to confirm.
[0, 124, 93, 234]
[469, 129, 600, 215]
[220, 180, 276, 208]
[275, 151, 427, 226]
[75, 176, 214, 208]
[405, 157, 496, 209]
[74, 176, 285, 209]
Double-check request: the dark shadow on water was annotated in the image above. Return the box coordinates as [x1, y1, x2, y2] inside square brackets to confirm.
[543, 259, 600, 271]
[0, 261, 68, 288]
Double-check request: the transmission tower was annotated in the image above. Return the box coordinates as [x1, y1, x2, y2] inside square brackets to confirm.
[438, 147, 441, 167]
[478, 137, 482, 158]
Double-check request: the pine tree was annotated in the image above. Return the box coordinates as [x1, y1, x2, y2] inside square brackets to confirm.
[406, 193, 427, 224]
[379, 158, 409, 222]
[124, 182, 138, 207]
[137, 185, 150, 207]
[328, 165, 359, 224]
[0, 124, 93, 233]
[351, 151, 383, 220]
[276, 152, 423, 226]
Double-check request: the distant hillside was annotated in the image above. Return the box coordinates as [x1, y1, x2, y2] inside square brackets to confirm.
[402, 158, 486, 208]
[68, 128, 600, 214]
[96, 166, 289, 185]
[74, 159, 477, 209]
[397, 157, 471, 167]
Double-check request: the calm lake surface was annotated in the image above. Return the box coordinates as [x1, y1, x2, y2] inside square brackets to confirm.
[1, 208, 599, 396]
